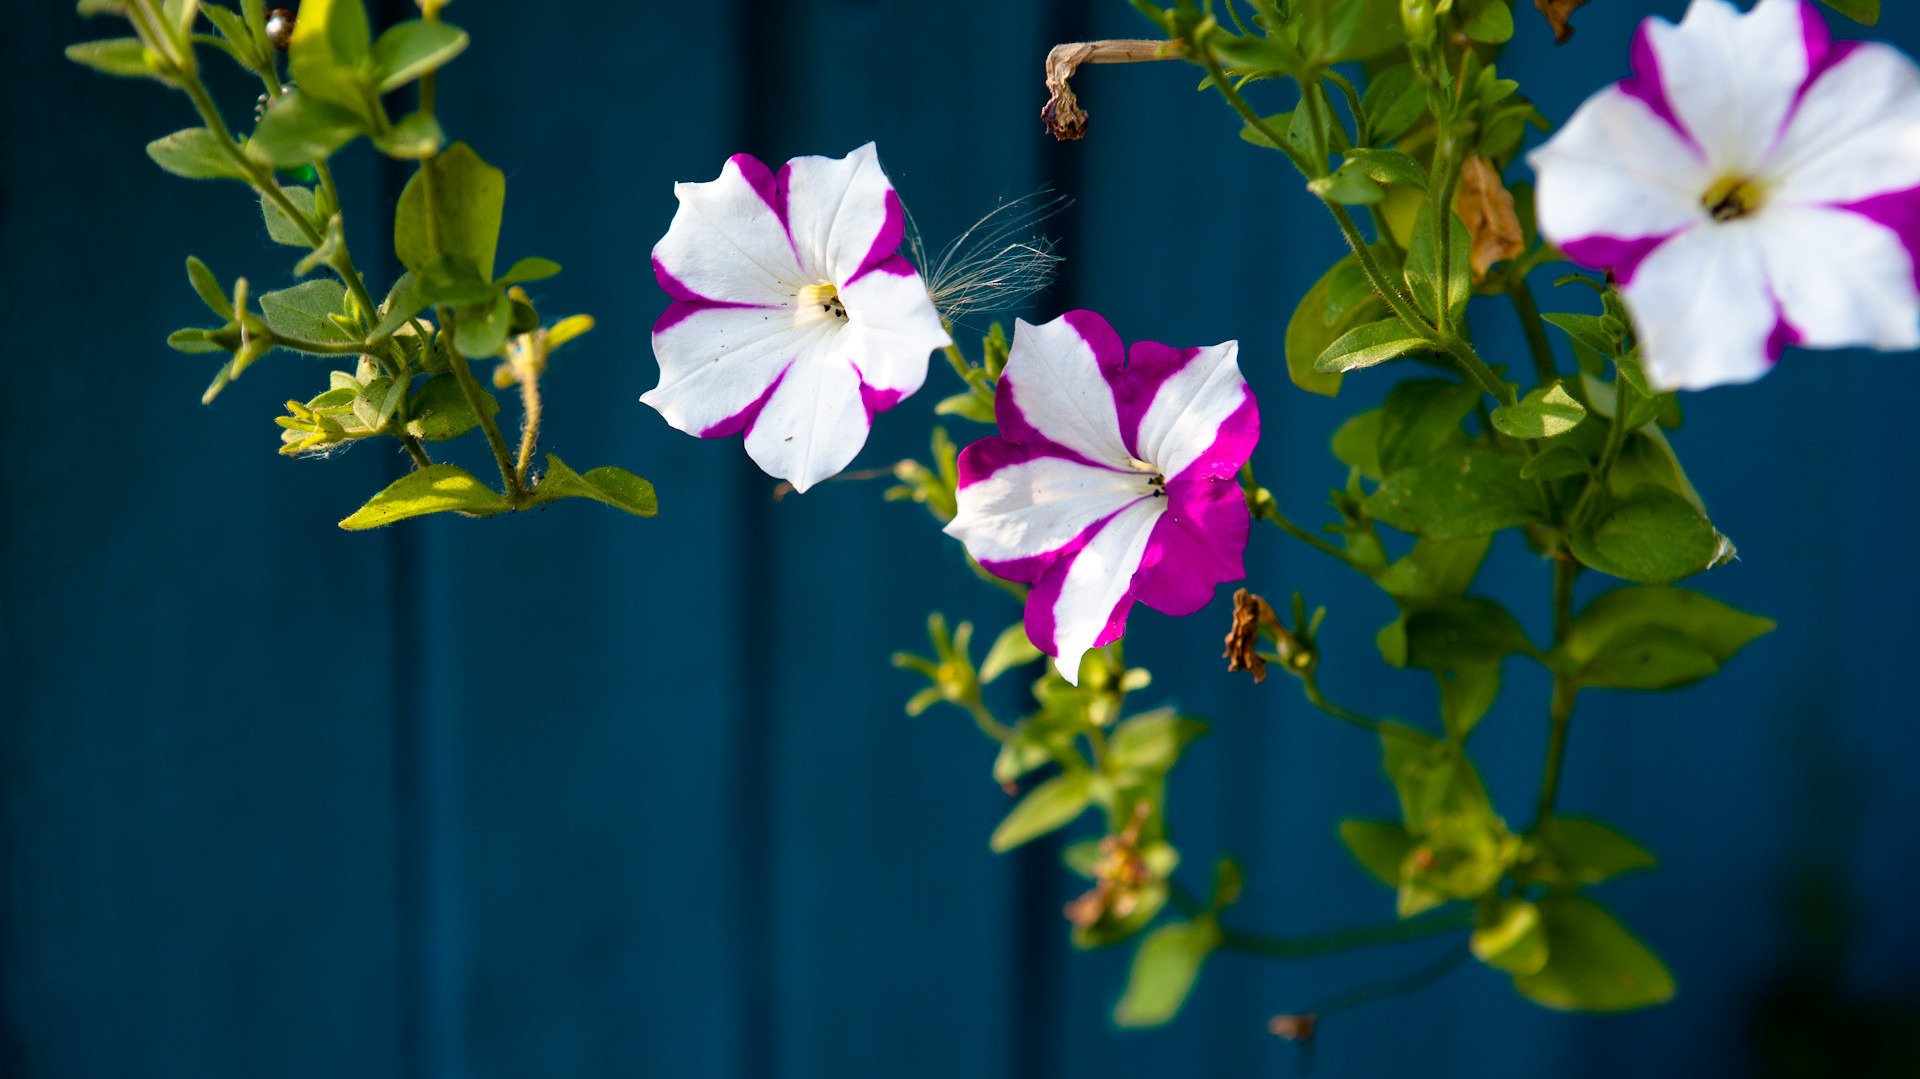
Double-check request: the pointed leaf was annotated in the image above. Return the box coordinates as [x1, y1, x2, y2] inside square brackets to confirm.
[527, 455, 659, 517]
[989, 772, 1090, 852]
[1513, 897, 1675, 1012]
[372, 19, 469, 92]
[66, 38, 157, 79]
[1113, 919, 1220, 1028]
[147, 128, 248, 180]
[1338, 819, 1413, 886]
[338, 464, 510, 529]
[1315, 318, 1429, 374]
[395, 142, 506, 278]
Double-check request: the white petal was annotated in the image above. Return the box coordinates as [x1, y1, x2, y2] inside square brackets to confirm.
[1049, 499, 1164, 684]
[1646, 0, 1809, 176]
[654, 156, 803, 304]
[1001, 315, 1130, 466]
[944, 456, 1147, 566]
[644, 306, 832, 435]
[1756, 205, 1920, 350]
[1769, 43, 1920, 206]
[1133, 341, 1248, 480]
[1529, 87, 1711, 245]
[838, 266, 949, 396]
[1622, 223, 1777, 391]
[741, 337, 869, 493]
[783, 143, 899, 283]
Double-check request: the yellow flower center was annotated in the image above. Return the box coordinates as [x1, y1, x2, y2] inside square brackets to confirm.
[796, 281, 847, 322]
[1703, 175, 1768, 222]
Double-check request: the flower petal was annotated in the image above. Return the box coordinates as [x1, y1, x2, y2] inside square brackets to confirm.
[1126, 341, 1258, 481]
[1640, 0, 1811, 176]
[837, 255, 950, 398]
[782, 143, 905, 285]
[652, 154, 803, 306]
[996, 312, 1131, 467]
[1769, 43, 1920, 206]
[1528, 86, 1710, 273]
[1756, 205, 1920, 351]
[739, 336, 870, 493]
[1028, 498, 1164, 684]
[1129, 475, 1251, 617]
[644, 306, 833, 436]
[944, 447, 1145, 573]
[1621, 222, 1778, 391]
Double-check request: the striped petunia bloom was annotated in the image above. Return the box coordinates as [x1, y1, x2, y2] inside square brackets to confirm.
[644, 144, 950, 492]
[944, 312, 1259, 684]
[1529, 0, 1920, 391]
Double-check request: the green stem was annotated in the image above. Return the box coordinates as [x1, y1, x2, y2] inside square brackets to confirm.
[1220, 905, 1471, 960]
[1439, 334, 1517, 408]
[964, 699, 1012, 742]
[1536, 558, 1580, 823]
[1261, 507, 1360, 570]
[1328, 203, 1433, 337]
[1307, 941, 1471, 1019]
[1508, 279, 1560, 388]
[443, 313, 524, 501]
[1300, 669, 1382, 735]
[515, 367, 543, 482]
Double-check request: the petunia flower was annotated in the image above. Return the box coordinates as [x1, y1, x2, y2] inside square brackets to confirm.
[1529, 0, 1920, 391]
[943, 312, 1259, 684]
[644, 144, 951, 491]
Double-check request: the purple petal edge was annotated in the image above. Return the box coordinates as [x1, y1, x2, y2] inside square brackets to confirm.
[1559, 232, 1680, 288]
[1620, 22, 1696, 151]
[1833, 186, 1920, 294]
[698, 363, 791, 439]
[847, 190, 909, 285]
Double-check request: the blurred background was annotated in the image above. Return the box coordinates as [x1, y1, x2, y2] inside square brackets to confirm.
[5, 1, 1919, 1076]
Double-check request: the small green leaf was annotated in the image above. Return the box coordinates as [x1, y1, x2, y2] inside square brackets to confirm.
[1113, 919, 1220, 1028]
[1362, 63, 1425, 142]
[1287, 252, 1391, 396]
[1513, 897, 1675, 1012]
[146, 128, 248, 181]
[452, 294, 513, 357]
[66, 38, 157, 79]
[527, 455, 659, 517]
[1521, 445, 1593, 481]
[1529, 817, 1657, 886]
[1459, 1, 1516, 43]
[1559, 586, 1773, 690]
[1473, 899, 1547, 975]
[1344, 148, 1427, 189]
[1376, 535, 1491, 607]
[1331, 409, 1384, 479]
[371, 19, 468, 92]
[1818, 0, 1879, 27]
[989, 772, 1091, 852]
[497, 257, 562, 286]
[1437, 661, 1500, 739]
[258, 279, 356, 346]
[1401, 598, 1533, 672]
[1378, 379, 1477, 473]
[934, 392, 997, 424]
[184, 255, 230, 313]
[1108, 709, 1207, 776]
[1308, 160, 1386, 205]
[261, 186, 320, 246]
[1338, 819, 1413, 887]
[1315, 318, 1429, 374]
[1405, 205, 1471, 324]
[338, 464, 510, 529]
[373, 111, 445, 159]
[288, 0, 374, 111]
[1571, 489, 1725, 585]
[395, 142, 506, 278]
[247, 91, 364, 168]
[1366, 450, 1542, 539]
[1543, 312, 1620, 362]
[1492, 382, 1588, 439]
[979, 623, 1041, 683]
[404, 373, 497, 441]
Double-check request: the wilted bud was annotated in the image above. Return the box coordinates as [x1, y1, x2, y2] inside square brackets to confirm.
[1224, 588, 1277, 682]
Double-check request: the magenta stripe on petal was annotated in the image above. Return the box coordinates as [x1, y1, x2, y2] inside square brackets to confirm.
[1108, 340, 1195, 457]
[1766, 301, 1802, 365]
[1130, 475, 1250, 617]
[1620, 22, 1695, 149]
[1001, 507, 1135, 656]
[858, 381, 905, 424]
[848, 253, 919, 288]
[1836, 185, 1920, 293]
[1559, 232, 1679, 287]
[699, 363, 791, 439]
[1174, 391, 1260, 484]
[730, 153, 787, 225]
[988, 370, 1116, 477]
[847, 190, 907, 285]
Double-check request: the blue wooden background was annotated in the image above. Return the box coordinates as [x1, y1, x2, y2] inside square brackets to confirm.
[5, 1, 1918, 1076]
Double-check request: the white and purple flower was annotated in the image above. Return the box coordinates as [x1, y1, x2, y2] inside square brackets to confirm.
[1529, 0, 1920, 391]
[644, 144, 951, 491]
[944, 312, 1259, 684]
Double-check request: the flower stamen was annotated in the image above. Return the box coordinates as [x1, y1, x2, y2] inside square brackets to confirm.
[795, 281, 847, 322]
[1703, 175, 1767, 222]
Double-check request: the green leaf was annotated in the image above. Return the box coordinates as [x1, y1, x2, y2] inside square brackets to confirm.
[989, 772, 1091, 852]
[1405, 205, 1471, 324]
[261, 186, 320, 246]
[146, 128, 247, 180]
[202, 4, 260, 59]
[452, 293, 512, 357]
[257, 279, 356, 346]
[1286, 252, 1390, 396]
[395, 142, 506, 278]
[1492, 382, 1587, 439]
[1378, 379, 1476, 473]
[184, 255, 230, 313]
[373, 111, 445, 159]
[1315, 318, 1429, 374]
[978, 623, 1041, 684]
[1366, 450, 1542, 539]
[1376, 535, 1491, 607]
[1343, 148, 1427, 189]
[66, 38, 157, 79]
[1818, 0, 1879, 27]
[934, 392, 997, 424]
[1459, 1, 1516, 43]
[1108, 710, 1207, 776]
[1338, 819, 1413, 887]
[404, 373, 497, 441]
[1513, 897, 1675, 1012]
[1543, 312, 1620, 362]
[247, 91, 364, 168]
[1521, 445, 1593, 481]
[1378, 722, 1492, 833]
[1473, 899, 1547, 975]
[1529, 817, 1657, 886]
[1331, 408, 1384, 480]
[1559, 585, 1773, 690]
[1308, 160, 1386, 205]
[338, 464, 510, 529]
[371, 19, 468, 92]
[1113, 919, 1220, 1028]
[1401, 598, 1533, 672]
[1437, 661, 1500, 739]
[497, 257, 563, 286]
[288, 0, 374, 111]
[1571, 489, 1726, 585]
[1362, 63, 1425, 143]
[527, 455, 659, 517]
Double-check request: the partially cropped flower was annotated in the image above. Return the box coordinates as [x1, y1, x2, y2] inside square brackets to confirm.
[944, 312, 1258, 683]
[1530, 0, 1920, 391]
[644, 144, 950, 492]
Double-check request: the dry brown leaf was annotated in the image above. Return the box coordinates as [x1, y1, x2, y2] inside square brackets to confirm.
[1043, 40, 1175, 141]
[1224, 588, 1279, 683]
[1535, 0, 1592, 44]
[1455, 156, 1526, 282]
